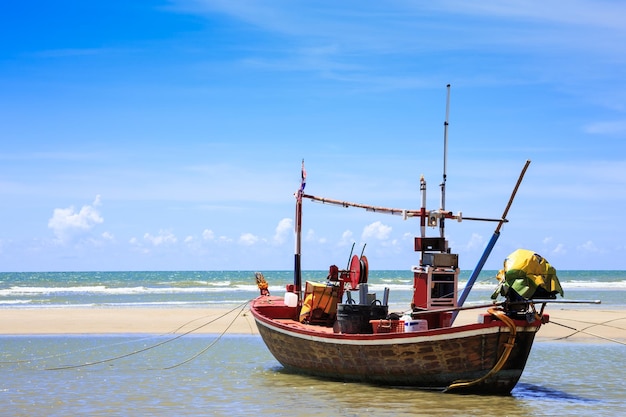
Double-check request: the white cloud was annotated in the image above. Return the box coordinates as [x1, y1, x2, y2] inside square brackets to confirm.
[202, 229, 215, 240]
[239, 233, 259, 246]
[47, 195, 104, 243]
[339, 230, 355, 247]
[305, 228, 326, 244]
[129, 237, 150, 254]
[218, 235, 233, 243]
[577, 240, 601, 253]
[464, 233, 484, 251]
[552, 243, 566, 255]
[143, 230, 177, 246]
[361, 221, 392, 241]
[273, 218, 293, 244]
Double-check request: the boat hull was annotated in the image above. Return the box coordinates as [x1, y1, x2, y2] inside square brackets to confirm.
[251, 296, 540, 395]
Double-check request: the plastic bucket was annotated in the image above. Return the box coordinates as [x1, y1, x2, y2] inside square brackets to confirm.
[284, 292, 298, 307]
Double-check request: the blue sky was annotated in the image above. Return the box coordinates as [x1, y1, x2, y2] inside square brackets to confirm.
[1, 1, 625, 272]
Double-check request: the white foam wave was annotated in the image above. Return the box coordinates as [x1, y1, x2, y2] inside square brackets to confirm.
[174, 280, 232, 287]
[0, 284, 282, 297]
[1, 300, 253, 309]
[1, 280, 624, 299]
[561, 281, 626, 289]
[0, 299, 33, 305]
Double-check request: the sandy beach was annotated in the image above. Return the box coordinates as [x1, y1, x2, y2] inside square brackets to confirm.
[1, 306, 624, 343]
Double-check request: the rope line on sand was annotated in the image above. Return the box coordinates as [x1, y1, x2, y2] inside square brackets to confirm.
[556, 315, 626, 332]
[1, 305, 253, 366]
[549, 318, 626, 346]
[45, 301, 251, 371]
[159, 301, 249, 370]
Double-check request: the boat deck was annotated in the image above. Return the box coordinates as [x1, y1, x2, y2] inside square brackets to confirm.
[252, 296, 464, 337]
[251, 295, 547, 339]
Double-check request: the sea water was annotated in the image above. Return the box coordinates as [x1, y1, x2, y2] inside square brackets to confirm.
[1, 270, 625, 416]
[1, 270, 625, 309]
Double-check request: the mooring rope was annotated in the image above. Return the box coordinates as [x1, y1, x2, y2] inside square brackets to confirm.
[159, 301, 249, 370]
[1, 305, 254, 367]
[45, 301, 251, 371]
[548, 318, 626, 346]
[0, 333, 170, 366]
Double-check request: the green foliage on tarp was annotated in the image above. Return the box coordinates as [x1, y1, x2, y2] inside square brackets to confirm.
[492, 249, 564, 300]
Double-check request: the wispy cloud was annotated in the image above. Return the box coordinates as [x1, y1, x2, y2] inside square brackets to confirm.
[0, 151, 100, 162]
[577, 240, 603, 254]
[143, 230, 178, 246]
[178, 0, 626, 97]
[584, 120, 626, 136]
[30, 48, 107, 58]
[434, 1, 626, 31]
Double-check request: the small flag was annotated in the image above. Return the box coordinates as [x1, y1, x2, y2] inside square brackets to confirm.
[300, 159, 306, 192]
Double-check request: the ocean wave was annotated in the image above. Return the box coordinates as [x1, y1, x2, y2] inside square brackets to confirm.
[560, 280, 626, 289]
[155, 280, 233, 287]
[1, 280, 624, 300]
[0, 299, 254, 309]
[363, 283, 413, 291]
[459, 280, 626, 291]
[0, 284, 287, 297]
[0, 299, 33, 305]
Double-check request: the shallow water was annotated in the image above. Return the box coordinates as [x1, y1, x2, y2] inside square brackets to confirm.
[1, 335, 624, 416]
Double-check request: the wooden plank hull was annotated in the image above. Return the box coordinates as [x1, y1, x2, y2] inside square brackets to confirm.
[251, 296, 540, 395]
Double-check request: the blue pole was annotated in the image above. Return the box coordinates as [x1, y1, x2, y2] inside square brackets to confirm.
[451, 160, 530, 324]
[452, 232, 500, 323]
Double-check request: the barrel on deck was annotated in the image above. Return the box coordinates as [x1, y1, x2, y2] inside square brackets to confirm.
[337, 303, 388, 334]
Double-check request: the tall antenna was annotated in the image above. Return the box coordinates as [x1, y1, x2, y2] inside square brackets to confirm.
[440, 84, 451, 238]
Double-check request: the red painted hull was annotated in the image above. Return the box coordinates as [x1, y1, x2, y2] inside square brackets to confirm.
[251, 296, 542, 395]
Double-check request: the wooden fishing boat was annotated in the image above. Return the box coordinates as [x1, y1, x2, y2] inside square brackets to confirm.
[251, 88, 562, 395]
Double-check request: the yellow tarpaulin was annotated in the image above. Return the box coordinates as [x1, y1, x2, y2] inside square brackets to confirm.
[299, 281, 339, 323]
[493, 249, 563, 299]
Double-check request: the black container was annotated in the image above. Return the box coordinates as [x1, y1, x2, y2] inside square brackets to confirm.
[337, 304, 372, 334]
[336, 303, 388, 334]
[370, 303, 388, 321]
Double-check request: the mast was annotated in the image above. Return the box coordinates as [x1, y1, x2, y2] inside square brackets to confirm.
[420, 175, 426, 239]
[440, 84, 451, 239]
[293, 160, 305, 299]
